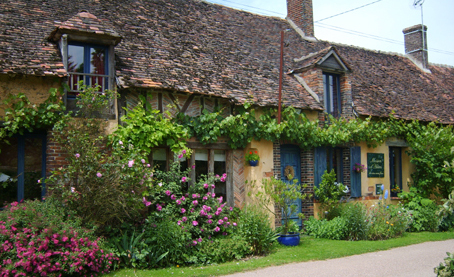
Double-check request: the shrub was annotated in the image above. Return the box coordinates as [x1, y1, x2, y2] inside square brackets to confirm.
[0, 198, 117, 276]
[434, 252, 454, 277]
[399, 187, 439, 232]
[314, 170, 348, 218]
[339, 202, 368, 241]
[366, 202, 412, 240]
[304, 216, 347, 240]
[437, 190, 454, 232]
[196, 235, 251, 264]
[47, 85, 150, 229]
[233, 205, 278, 255]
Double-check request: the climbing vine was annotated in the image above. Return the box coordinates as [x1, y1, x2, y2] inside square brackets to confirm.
[0, 87, 68, 140]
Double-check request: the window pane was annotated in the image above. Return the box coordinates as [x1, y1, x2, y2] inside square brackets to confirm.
[90, 47, 106, 90]
[24, 138, 43, 201]
[195, 149, 208, 182]
[152, 148, 167, 171]
[68, 45, 84, 73]
[214, 150, 226, 200]
[0, 138, 19, 204]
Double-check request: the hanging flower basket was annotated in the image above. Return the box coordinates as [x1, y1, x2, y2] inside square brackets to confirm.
[245, 151, 260, 166]
[353, 163, 366, 173]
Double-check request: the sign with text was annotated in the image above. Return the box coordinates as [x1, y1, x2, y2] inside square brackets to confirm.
[367, 153, 385, 178]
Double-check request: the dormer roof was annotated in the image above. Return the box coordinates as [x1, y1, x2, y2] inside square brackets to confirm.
[49, 11, 121, 45]
[292, 46, 351, 73]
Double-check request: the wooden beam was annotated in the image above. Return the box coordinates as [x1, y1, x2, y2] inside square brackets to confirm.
[167, 93, 180, 111]
[186, 142, 230, 150]
[181, 94, 195, 114]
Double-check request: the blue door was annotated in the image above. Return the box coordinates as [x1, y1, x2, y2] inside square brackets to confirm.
[280, 144, 302, 227]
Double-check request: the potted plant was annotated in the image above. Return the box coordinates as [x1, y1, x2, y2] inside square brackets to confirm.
[245, 150, 260, 166]
[248, 175, 310, 246]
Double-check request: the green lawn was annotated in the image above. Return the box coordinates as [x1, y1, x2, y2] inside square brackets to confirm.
[105, 232, 454, 277]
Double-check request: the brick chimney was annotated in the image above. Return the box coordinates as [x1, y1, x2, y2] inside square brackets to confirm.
[286, 0, 314, 37]
[403, 24, 428, 68]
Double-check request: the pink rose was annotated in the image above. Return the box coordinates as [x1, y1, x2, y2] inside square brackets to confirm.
[96, 172, 102, 178]
[128, 160, 134, 167]
[181, 208, 186, 214]
[192, 221, 198, 226]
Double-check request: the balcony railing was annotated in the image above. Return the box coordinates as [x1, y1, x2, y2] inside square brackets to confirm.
[68, 72, 111, 95]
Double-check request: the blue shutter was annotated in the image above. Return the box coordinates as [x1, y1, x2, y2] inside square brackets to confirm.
[350, 146, 362, 197]
[314, 147, 327, 188]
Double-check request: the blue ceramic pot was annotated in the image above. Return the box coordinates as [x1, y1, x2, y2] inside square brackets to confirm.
[277, 233, 300, 246]
[249, 160, 259, 166]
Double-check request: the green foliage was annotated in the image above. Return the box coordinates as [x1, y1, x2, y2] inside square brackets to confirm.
[314, 170, 348, 218]
[46, 86, 149, 229]
[435, 252, 454, 277]
[0, 87, 68, 139]
[248, 177, 310, 234]
[113, 94, 190, 154]
[399, 187, 439, 232]
[245, 150, 260, 162]
[338, 202, 369, 241]
[405, 121, 454, 198]
[196, 236, 251, 264]
[304, 216, 348, 240]
[366, 201, 412, 240]
[438, 190, 454, 231]
[233, 205, 278, 255]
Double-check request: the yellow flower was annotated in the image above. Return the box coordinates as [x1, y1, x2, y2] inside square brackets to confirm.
[177, 265, 179, 268]
[386, 221, 389, 224]
[391, 223, 394, 226]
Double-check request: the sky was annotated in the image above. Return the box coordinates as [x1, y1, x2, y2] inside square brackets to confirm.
[204, 0, 454, 67]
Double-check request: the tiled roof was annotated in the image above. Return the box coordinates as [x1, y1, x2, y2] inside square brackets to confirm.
[333, 44, 454, 123]
[0, 0, 453, 122]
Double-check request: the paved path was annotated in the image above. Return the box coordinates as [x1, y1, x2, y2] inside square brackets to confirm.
[224, 239, 454, 277]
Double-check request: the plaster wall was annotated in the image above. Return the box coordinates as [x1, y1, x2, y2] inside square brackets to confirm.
[0, 75, 62, 116]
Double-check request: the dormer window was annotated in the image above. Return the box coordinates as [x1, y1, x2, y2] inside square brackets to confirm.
[67, 43, 109, 97]
[323, 72, 341, 117]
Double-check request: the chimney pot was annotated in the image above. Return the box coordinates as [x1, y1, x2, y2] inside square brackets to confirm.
[403, 24, 428, 68]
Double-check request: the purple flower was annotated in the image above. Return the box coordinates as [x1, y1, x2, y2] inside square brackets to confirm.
[37, 179, 41, 184]
[119, 140, 123, 145]
[200, 210, 207, 216]
[203, 183, 209, 189]
[192, 200, 198, 206]
[193, 240, 197, 246]
[211, 184, 215, 189]
[229, 206, 233, 211]
[157, 205, 162, 211]
[147, 164, 151, 167]
[75, 153, 80, 158]
[218, 196, 223, 203]
[214, 226, 220, 232]
[181, 196, 186, 201]
[177, 221, 182, 225]
[203, 196, 208, 201]
[211, 192, 216, 198]
[218, 219, 224, 225]
[141, 159, 146, 164]
[182, 149, 187, 154]
[128, 160, 134, 168]
[192, 193, 198, 199]
[222, 232, 227, 236]
[158, 182, 163, 187]
[171, 194, 176, 200]
[197, 237, 202, 242]
[223, 217, 228, 221]
[233, 222, 237, 226]
[181, 176, 187, 182]
[192, 165, 196, 169]
[207, 214, 213, 219]
[190, 208, 195, 213]
[178, 154, 184, 159]
[176, 200, 182, 205]
[165, 190, 171, 196]
[207, 219, 213, 224]
[96, 172, 102, 178]
[192, 221, 198, 226]
[182, 216, 188, 222]
[181, 208, 186, 214]
[142, 197, 151, 207]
